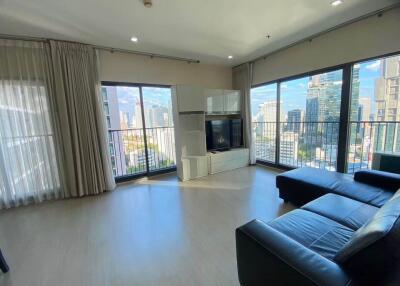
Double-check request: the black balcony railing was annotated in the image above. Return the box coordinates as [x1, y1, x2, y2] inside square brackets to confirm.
[254, 121, 339, 170]
[253, 121, 400, 173]
[108, 127, 176, 178]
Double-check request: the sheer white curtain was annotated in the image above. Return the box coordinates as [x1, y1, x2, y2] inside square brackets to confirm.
[0, 39, 63, 208]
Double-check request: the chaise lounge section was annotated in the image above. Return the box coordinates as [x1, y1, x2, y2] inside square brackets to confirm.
[276, 167, 400, 207]
[236, 168, 400, 286]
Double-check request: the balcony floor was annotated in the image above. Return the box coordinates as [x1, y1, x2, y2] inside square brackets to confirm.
[0, 165, 295, 286]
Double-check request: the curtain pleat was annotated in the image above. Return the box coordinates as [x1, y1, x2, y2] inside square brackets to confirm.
[49, 40, 115, 198]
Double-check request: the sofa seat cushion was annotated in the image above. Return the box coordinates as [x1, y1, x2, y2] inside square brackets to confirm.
[268, 209, 354, 260]
[302, 194, 379, 230]
[276, 167, 393, 207]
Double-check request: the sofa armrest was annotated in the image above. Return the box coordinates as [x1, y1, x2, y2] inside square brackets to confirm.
[354, 170, 400, 192]
[236, 220, 352, 286]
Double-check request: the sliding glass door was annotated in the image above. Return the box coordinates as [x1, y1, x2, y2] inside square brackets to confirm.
[279, 70, 343, 170]
[251, 51, 400, 173]
[347, 55, 400, 173]
[101, 83, 175, 180]
[251, 69, 343, 171]
[251, 83, 277, 163]
[141, 87, 175, 172]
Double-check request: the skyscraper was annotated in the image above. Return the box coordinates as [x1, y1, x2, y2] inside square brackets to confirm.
[102, 86, 127, 176]
[359, 97, 372, 121]
[258, 101, 278, 140]
[287, 109, 304, 134]
[374, 56, 400, 151]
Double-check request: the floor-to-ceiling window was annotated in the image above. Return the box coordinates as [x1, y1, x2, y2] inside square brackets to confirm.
[101, 83, 175, 180]
[251, 70, 343, 170]
[251, 52, 400, 173]
[347, 54, 400, 173]
[279, 70, 343, 170]
[251, 83, 277, 163]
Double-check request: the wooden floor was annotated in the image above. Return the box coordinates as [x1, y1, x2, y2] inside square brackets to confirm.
[0, 165, 295, 286]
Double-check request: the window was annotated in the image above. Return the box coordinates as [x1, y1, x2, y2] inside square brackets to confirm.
[101, 83, 176, 179]
[251, 70, 343, 170]
[251, 83, 277, 163]
[0, 81, 60, 205]
[347, 55, 400, 173]
[280, 70, 343, 170]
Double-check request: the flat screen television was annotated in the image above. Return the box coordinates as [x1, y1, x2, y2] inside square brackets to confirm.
[206, 120, 231, 151]
[206, 119, 243, 151]
[230, 119, 243, 148]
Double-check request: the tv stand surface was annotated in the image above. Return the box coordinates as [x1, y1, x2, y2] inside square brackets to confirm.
[210, 148, 230, 153]
[207, 148, 249, 175]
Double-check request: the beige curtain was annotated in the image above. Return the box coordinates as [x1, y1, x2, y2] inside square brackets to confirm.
[49, 40, 115, 197]
[233, 62, 256, 164]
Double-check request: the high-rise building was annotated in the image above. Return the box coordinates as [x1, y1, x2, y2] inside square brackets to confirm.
[134, 100, 143, 128]
[280, 132, 299, 164]
[102, 86, 127, 176]
[259, 101, 277, 122]
[359, 97, 372, 121]
[374, 57, 400, 151]
[305, 72, 342, 145]
[119, 111, 129, 130]
[286, 109, 304, 135]
[351, 65, 361, 121]
[258, 101, 278, 140]
[357, 97, 373, 135]
[145, 105, 169, 127]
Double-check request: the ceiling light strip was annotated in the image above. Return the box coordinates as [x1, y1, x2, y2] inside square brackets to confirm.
[235, 2, 400, 68]
[0, 34, 200, 64]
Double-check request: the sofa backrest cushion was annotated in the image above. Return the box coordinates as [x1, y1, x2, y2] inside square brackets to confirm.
[354, 170, 400, 192]
[334, 194, 400, 283]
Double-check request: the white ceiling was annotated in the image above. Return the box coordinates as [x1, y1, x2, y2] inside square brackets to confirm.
[0, 0, 398, 66]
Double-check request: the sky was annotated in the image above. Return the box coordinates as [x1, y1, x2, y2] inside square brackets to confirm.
[113, 86, 171, 118]
[250, 57, 388, 119]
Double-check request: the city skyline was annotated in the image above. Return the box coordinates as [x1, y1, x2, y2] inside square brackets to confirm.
[251, 57, 391, 121]
[251, 55, 400, 172]
[102, 85, 176, 177]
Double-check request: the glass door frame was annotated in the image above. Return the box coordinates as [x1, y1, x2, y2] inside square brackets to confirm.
[251, 50, 400, 173]
[101, 81, 176, 182]
[252, 65, 348, 172]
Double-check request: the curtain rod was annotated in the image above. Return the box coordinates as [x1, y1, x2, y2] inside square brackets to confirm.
[234, 3, 400, 68]
[0, 33, 200, 64]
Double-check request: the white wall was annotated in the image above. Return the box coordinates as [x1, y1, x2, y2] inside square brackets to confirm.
[99, 50, 232, 89]
[253, 7, 400, 85]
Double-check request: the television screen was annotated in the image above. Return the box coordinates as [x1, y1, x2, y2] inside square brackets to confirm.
[206, 120, 231, 151]
[230, 119, 243, 148]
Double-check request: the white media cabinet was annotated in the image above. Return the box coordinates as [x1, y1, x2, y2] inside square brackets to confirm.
[207, 148, 250, 175]
[171, 84, 248, 181]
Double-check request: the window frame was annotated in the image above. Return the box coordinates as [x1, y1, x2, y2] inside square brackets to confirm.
[251, 50, 400, 172]
[100, 81, 175, 183]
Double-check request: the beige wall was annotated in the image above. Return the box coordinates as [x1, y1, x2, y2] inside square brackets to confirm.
[98, 50, 232, 89]
[253, 7, 400, 85]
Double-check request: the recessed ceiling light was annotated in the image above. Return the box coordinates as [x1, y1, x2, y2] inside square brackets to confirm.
[228, 55, 233, 59]
[144, 0, 152, 8]
[130, 36, 138, 42]
[331, 0, 343, 6]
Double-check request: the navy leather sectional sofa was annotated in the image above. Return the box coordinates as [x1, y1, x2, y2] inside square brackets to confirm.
[236, 168, 400, 286]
